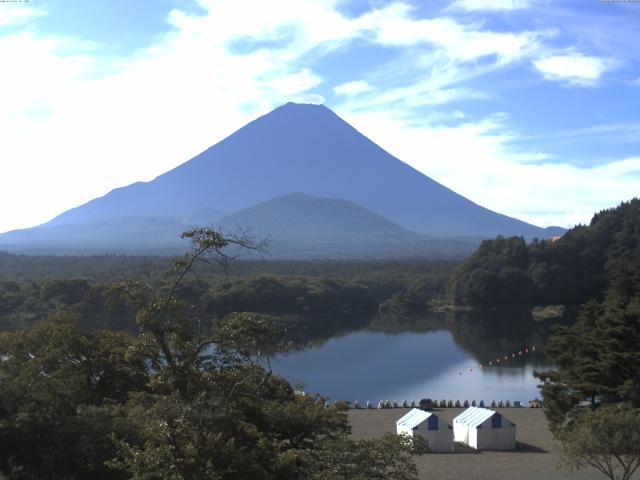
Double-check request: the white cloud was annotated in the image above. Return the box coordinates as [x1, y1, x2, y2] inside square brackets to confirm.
[532, 53, 616, 86]
[449, 0, 531, 11]
[0, 5, 45, 26]
[270, 68, 322, 96]
[331, 3, 549, 114]
[288, 93, 326, 104]
[358, 3, 543, 63]
[333, 80, 373, 96]
[168, 0, 355, 58]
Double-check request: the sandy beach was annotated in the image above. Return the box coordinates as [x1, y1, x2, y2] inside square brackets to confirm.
[348, 407, 633, 480]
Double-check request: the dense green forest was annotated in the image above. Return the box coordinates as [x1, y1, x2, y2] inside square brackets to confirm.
[0, 252, 454, 283]
[0, 252, 455, 334]
[534, 202, 640, 426]
[448, 199, 640, 308]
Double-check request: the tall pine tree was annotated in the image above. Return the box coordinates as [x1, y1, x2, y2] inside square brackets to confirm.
[536, 246, 640, 431]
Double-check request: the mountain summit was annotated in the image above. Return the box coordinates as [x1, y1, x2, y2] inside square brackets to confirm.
[0, 102, 562, 255]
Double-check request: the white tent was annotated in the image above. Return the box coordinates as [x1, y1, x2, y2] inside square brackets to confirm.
[453, 406, 516, 450]
[396, 409, 453, 453]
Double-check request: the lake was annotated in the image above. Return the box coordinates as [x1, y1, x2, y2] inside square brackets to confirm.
[273, 313, 552, 405]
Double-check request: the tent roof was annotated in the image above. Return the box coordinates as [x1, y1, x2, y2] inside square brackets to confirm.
[453, 406, 498, 428]
[396, 409, 432, 429]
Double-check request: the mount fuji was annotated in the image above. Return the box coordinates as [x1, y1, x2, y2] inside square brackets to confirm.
[0, 103, 563, 257]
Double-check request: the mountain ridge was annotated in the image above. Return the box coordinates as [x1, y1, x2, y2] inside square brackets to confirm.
[39, 102, 559, 237]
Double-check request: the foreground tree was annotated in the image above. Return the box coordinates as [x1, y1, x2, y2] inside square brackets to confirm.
[0, 314, 147, 479]
[535, 259, 640, 432]
[536, 248, 640, 479]
[558, 404, 640, 480]
[0, 228, 421, 479]
[309, 434, 421, 480]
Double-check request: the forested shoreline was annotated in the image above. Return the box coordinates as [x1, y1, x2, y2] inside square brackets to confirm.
[0, 254, 455, 334]
[2, 200, 638, 334]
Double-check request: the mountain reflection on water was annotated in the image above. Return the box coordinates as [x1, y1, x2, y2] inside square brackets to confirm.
[274, 310, 559, 404]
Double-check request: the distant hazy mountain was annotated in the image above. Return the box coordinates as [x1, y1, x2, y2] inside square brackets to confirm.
[0, 102, 565, 256]
[215, 193, 478, 258]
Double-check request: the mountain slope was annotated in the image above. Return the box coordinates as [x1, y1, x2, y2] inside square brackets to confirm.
[37, 102, 559, 238]
[0, 217, 192, 254]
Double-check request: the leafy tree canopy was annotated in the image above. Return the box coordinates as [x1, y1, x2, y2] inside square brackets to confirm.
[558, 404, 640, 480]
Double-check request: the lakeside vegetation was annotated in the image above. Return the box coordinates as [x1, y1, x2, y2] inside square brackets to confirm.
[0, 254, 455, 333]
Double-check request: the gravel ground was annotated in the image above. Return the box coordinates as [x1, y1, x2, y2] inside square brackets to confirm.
[348, 407, 633, 480]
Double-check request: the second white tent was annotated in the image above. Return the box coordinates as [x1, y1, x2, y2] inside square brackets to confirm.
[453, 406, 516, 450]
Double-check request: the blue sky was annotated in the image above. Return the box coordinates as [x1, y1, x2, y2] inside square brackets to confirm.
[1, 0, 638, 233]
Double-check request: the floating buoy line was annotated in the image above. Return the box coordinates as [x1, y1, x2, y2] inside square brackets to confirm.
[481, 345, 536, 369]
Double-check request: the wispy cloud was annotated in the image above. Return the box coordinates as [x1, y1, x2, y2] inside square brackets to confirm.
[330, 3, 549, 115]
[532, 53, 617, 86]
[521, 122, 640, 144]
[448, 0, 532, 11]
[358, 3, 544, 63]
[333, 80, 373, 96]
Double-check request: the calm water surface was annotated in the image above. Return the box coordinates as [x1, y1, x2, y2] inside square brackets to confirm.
[274, 314, 551, 404]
